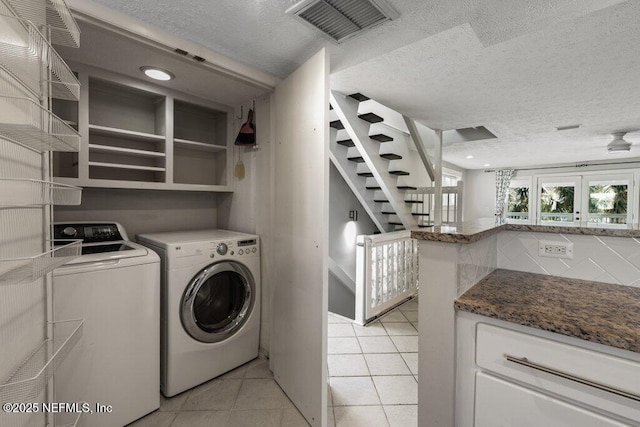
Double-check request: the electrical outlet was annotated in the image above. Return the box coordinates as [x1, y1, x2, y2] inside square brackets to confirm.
[538, 240, 574, 259]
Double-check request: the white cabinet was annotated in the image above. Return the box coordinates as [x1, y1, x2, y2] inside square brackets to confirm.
[456, 313, 640, 426]
[54, 65, 233, 191]
[475, 373, 627, 427]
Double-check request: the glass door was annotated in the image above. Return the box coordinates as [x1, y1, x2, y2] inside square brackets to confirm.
[536, 176, 582, 226]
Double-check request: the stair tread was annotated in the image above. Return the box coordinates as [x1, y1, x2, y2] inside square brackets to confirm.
[349, 93, 370, 102]
[357, 172, 374, 177]
[365, 186, 381, 190]
[397, 186, 417, 190]
[347, 157, 365, 163]
[412, 213, 431, 216]
[389, 170, 410, 176]
[380, 153, 402, 160]
[381, 211, 395, 215]
[337, 139, 355, 147]
[330, 120, 344, 130]
[404, 200, 423, 204]
[359, 112, 384, 124]
[370, 134, 394, 142]
[374, 199, 388, 203]
[389, 221, 403, 225]
[418, 224, 433, 228]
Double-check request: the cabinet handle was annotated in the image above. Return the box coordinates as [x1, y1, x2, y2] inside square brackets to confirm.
[504, 354, 640, 402]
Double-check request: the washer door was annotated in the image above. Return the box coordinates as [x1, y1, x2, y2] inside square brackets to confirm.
[181, 260, 255, 343]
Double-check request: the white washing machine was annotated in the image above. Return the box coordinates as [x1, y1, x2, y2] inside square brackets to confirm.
[137, 229, 260, 397]
[52, 222, 160, 427]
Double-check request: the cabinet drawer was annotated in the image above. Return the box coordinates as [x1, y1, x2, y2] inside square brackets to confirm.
[476, 323, 640, 423]
[475, 373, 628, 427]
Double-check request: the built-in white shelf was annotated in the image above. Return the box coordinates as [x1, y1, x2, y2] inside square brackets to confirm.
[4, 0, 81, 48]
[0, 178, 82, 206]
[88, 124, 165, 143]
[0, 12, 79, 100]
[0, 96, 80, 151]
[174, 138, 227, 152]
[88, 161, 166, 172]
[0, 239, 81, 285]
[89, 144, 165, 158]
[0, 319, 84, 403]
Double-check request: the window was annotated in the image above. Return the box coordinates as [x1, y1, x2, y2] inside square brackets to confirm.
[507, 178, 532, 224]
[586, 177, 630, 227]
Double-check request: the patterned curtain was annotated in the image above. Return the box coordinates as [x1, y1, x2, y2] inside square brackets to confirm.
[495, 169, 515, 225]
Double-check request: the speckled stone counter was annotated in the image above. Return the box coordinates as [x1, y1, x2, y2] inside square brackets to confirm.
[411, 221, 640, 244]
[455, 269, 640, 353]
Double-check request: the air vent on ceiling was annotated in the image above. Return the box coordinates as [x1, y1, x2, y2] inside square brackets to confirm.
[286, 0, 399, 43]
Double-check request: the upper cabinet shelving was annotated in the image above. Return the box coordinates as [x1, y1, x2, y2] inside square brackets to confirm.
[54, 65, 234, 191]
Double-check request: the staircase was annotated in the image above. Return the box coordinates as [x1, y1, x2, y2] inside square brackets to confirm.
[330, 91, 435, 231]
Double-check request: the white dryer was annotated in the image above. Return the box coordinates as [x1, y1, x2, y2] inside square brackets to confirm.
[137, 229, 260, 397]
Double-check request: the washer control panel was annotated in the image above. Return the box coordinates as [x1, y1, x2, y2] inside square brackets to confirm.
[174, 237, 259, 260]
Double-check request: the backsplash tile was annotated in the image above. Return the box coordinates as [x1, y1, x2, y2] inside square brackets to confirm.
[497, 231, 640, 287]
[457, 235, 497, 295]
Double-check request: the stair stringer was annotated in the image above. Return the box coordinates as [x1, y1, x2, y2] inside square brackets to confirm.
[331, 91, 418, 230]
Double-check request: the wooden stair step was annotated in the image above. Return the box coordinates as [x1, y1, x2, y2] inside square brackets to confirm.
[381, 211, 395, 215]
[349, 93, 370, 102]
[357, 172, 374, 177]
[397, 185, 417, 190]
[412, 213, 431, 217]
[389, 221, 403, 226]
[358, 112, 384, 124]
[330, 120, 344, 130]
[389, 170, 410, 176]
[337, 139, 355, 147]
[347, 156, 365, 163]
[365, 185, 381, 190]
[418, 224, 433, 228]
[380, 153, 402, 160]
[405, 200, 423, 204]
[374, 199, 388, 203]
[370, 134, 393, 142]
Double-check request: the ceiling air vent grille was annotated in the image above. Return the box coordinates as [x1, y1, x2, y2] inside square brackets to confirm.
[287, 0, 398, 43]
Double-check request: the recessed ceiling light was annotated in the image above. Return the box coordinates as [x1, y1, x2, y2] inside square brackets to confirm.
[465, 155, 474, 159]
[140, 66, 174, 81]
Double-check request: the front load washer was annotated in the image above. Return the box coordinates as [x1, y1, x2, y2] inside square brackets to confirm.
[137, 229, 260, 397]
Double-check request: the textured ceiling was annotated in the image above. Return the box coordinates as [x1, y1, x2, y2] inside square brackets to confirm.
[86, 0, 639, 169]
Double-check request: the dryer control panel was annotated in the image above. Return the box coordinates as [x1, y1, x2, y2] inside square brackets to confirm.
[173, 238, 259, 261]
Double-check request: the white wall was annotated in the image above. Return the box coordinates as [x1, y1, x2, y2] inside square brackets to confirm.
[217, 94, 273, 356]
[463, 169, 496, 221]
[329, 163, 377, 318]
[54, 188, 218, 238]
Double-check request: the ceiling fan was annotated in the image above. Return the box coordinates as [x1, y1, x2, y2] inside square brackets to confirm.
[607, 132, 632, 154]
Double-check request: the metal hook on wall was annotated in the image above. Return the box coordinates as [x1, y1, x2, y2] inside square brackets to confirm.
[236, 105, 244, 121]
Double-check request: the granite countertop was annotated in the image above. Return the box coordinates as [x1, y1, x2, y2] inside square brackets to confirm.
[411, 220, 640, 244]
[455, 269, 640, 353]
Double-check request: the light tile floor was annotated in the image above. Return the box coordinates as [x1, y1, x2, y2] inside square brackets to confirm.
[129, 297, 418, 427]
[127, 358, 308, 427]
[328, 297, 419, 427]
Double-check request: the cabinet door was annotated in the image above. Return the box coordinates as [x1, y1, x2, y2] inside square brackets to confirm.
[475, 373, 627, 427]
[271, 48, 329, 426]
